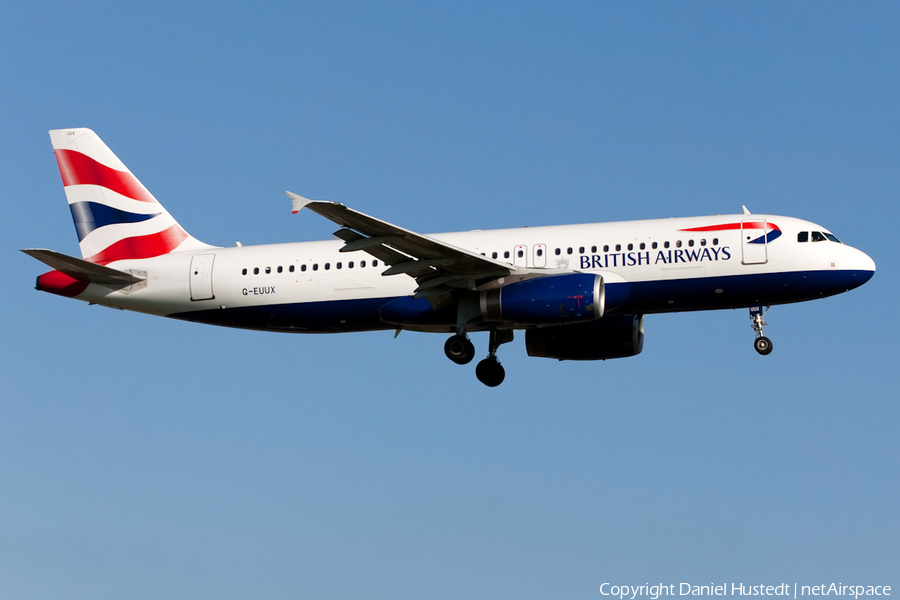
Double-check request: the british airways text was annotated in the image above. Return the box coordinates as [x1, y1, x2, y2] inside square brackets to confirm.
[579, 247, 732, 269]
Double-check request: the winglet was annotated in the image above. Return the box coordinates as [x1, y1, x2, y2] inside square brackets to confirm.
[286, 191, 313, 214]
[742, 205, 752, 215]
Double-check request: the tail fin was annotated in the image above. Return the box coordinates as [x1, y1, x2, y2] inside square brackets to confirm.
[49, 128, 212, 264]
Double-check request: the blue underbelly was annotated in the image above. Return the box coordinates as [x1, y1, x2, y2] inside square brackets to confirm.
[167, 269, 872, 332]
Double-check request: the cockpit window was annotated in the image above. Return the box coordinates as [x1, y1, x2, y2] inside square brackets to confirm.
[824, 233, 842, 243]
[811, 231, 826, 242]
[797, 232, 808, 243]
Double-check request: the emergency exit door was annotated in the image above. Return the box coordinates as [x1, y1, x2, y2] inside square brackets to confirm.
[533, 244, 547, 268]
[513, 245, 527, 267]
[190, 254, 216, 300]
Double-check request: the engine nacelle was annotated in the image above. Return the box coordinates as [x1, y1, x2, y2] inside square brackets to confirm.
[525, 314, 644, 360]
[480, 273, 603, 325]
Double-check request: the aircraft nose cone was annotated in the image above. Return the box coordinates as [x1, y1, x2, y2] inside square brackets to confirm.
[845, 247, 875, 288]
[860, 251, 876, 274]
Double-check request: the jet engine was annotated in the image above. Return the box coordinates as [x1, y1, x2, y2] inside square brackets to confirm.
[480, 273, 603, 325]
[525, 314, 644, 360]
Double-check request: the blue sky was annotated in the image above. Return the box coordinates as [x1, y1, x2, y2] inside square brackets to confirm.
[1, 2, 897, 598]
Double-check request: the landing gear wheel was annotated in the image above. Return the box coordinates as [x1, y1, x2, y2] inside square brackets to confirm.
[754, 336, 773, 356]
[749, 306, 773, 356]
[444, 334, 476, 365]
[476, 358, 506, 387]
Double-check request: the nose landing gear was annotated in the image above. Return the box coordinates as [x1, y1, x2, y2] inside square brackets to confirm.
[750, 305, 773, 355]
[475, 329, 513, 387]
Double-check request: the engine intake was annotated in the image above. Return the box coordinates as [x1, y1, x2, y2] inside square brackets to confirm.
[480, 273, 604, 325]
[526, 315, 644, 360]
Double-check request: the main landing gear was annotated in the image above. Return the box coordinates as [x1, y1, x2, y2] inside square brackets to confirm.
[444, 333, 476, 364]
[750, 305, 773, 356]
[476, 329, 513, 387]
[444, 329, 513, 387]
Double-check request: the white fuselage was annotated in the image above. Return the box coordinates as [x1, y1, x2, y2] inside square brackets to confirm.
[66, 213, 875, 334]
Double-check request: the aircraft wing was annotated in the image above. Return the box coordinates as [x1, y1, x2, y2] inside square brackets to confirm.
[287, 192, 515, 297]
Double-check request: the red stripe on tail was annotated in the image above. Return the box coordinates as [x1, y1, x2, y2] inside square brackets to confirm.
[83, 224, 189, 265]
[54, 149, 156, 203]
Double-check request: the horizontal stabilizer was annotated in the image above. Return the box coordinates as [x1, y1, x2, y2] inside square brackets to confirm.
[21, 249, 145, 284]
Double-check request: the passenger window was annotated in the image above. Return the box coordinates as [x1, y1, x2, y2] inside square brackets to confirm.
[713, 238, 719, 245]
[812, 231, 826, 242]
[253, 267, 259, 275]
[518, 250, 524, 258]
[361, 260, 366, 267]
[242, 268, 247, 275]
[336, 262, 342, 269]
[688, 240, 694, 247]
[277, 266, 283, 273]
[664, 241, 670, 249]
[603, 245, 609, 252]
[504, 251, 510, 258]
[373, 260, 378, 267]
[536, 248, 543, 257]
[591, 245, 597, 253]
[265, 266, 271, 274]
[301, 264, 307, 272]
[615, 244, 621, 251]
[579, 247, 585, 254]
[675, 241, 682, 248]
[313, 264, 318, 271]
[639, 243, 645, 250]
[492, 252, 497, 259]
[627, 243, 633, 251]
[349, 261, 354, 268]
[652, 242, 658, 249]
[567, 248, 573, 255]
[325, 263, 331, 270]
[798, 231, 809, 243]
[700, 239, 706, 246]
[289, 265, 295, 272]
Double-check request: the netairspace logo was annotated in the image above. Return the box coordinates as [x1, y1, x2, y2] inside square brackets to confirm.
[600, 584, 892, 600]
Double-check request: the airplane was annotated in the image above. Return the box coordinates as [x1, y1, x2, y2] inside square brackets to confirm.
[24, 128, 876, 386]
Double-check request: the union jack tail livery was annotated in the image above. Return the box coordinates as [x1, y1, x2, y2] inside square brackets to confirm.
[49, 128, 210, 264]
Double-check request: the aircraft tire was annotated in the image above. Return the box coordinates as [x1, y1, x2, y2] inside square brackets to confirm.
[476, 358, 505, 387]
[754, 336, 773, 356]
[445, 335, 475, 365]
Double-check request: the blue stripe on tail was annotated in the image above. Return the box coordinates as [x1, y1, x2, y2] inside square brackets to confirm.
[69, 201, 161, 241]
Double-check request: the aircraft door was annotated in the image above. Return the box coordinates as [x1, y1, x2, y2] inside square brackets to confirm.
[741, 220, 767, 265]
[190, 254, 216, 300]
[533, 244, 547, 268]
[514, 245, 528, 267]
